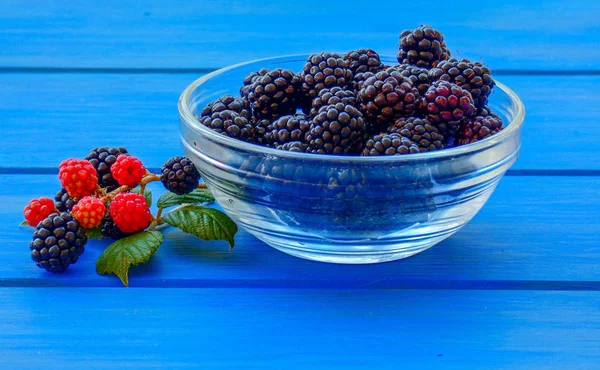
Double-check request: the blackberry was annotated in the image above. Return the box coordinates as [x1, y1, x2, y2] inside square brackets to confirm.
[309, 87, 356, 117]
[397, 25, 450, 68]
[362, 133, 419, 156]
[201, 94, 251, 120]
[29, 212, 87, 272]
[100, 214, 130, 240]
[429, 58, 495, 107]
[276, 141, 308, 153]
[388, 117, 445, 152]
[357, 69, 420, 132]
[386, 64, 431, 96]
[423, 80, 475, 144]
[85, 147, 129, 191]
[344, 49, 384, 75]
[458, 113, 503, 145]
[300, 52, 353, 101]
[200, 110, 253, 141]
[306, 102, 366, 155]
[54, 188, 77, 212]
[265, 114, 311, 147]
[161, 156, 201, 195]
[247, 68, 301, 120]
[240, 68, 270, 99]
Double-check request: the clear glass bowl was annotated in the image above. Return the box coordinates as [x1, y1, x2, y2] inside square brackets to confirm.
[178, 55, 525, 264]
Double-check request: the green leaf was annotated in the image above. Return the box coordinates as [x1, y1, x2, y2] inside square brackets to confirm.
[157, 188, 215, 209]
[163, 205, 237, 249]
[131, 187, 152, 207]
[96, 231, 164, 286]
[20, 220, 29, 226]
[86, 227, 104, 239]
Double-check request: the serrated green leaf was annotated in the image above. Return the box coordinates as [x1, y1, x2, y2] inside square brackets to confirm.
[131, 187, 152, 207]
[20, 220, 29, 226]
[163, 205, 237, 249]
[96, 231, 163, 286]
[86, 227, 104, 239]
[157, 188, 215, 209]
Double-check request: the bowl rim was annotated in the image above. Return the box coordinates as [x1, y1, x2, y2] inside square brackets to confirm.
[179, 54, 525, 163]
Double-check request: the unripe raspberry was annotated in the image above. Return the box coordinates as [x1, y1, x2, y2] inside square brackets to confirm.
[58, 159, 98, 198]
[72, 196, 106, 229]
[24, 197, 58, 226]
[109, 193, 152, 233]
[111, 155, 146, 187]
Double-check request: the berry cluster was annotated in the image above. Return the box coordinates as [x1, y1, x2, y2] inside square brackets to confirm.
[199, 24, 503, 155]
[23, 148, 203, 273]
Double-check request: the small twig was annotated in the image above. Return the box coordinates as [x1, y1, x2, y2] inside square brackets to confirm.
[101, 185, 129, 203]
[141, 173, 161, 186]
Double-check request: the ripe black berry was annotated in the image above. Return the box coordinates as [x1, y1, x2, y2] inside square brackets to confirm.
[423, 80, 475, 144]
[247, 68, 301, 120]
[458, 113, 503, 145]
[100, 214, 130, 240]
[344, 48, 384, 75]
[276, 141, 308, 153]
[200, 110, 254, 141]
[386, 64, 432, 96]
[160, 156, 201, 195]
[240, 68, 270, 99]
[309, 87, 356, 117]
[362, 133, 419, 156]
[388, 117, 445, 152]
[306, 102, 366, 155]
[397, 24, 450, 68]
[265, 114, 311, 147]
[357, 69, 420, 132]
[54, 188, 77, 212]
[29, 212, 87, 272]
[429, 58, 495, 107]
[300, 52, 353, 100]
[201, 94, 251, 120]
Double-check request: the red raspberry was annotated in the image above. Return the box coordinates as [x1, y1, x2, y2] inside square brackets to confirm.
[109, 193, 152, 233]
[72, 196, 106, 229]
[24, 197, 58, 226]
[58, 159, 98, 198]
[111, 155, 146, 187]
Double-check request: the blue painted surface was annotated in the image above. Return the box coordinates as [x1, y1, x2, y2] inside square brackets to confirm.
[1, 1, 599, 368]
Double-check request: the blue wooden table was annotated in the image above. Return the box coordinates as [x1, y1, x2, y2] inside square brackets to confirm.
[1, 1, 599, 368]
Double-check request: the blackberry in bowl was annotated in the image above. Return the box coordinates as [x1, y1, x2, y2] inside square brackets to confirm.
[178, 55, 525, 264]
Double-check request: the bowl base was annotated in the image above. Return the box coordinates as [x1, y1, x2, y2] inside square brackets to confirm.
[248, 231, 451, 264]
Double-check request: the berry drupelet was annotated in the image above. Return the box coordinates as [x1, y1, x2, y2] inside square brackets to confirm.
[200, 110, 254, 141]
[309, 87, 356, 117]
[429, 58, 495, 107]
[388, 117, 445, 152]
[397, 24, 450, 68]
[265, 114, 311, 147]
[300, 52, 353, 101]
[85, 147, 129, 192]
[362, 133, 419, 156]
[30, 212, 87, 272]
[247, 68, 301, 120]
[160, 156, 201, 195]
[423, 80, 475, 144]
[457, 113, 503, 145]
[306, 102, 366, 155]
[357, 69, 420, 132]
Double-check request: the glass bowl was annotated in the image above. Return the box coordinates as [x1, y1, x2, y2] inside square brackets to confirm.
[178, 55, 525, 264]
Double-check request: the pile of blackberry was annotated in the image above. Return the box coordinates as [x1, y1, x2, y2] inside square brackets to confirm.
[199, 24, 502, 154]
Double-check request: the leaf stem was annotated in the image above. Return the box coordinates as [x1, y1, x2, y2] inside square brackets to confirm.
[141, 173, 161, 186]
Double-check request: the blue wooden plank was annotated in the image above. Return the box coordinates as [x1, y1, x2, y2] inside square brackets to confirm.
[1, 175, 599, 287]
[0, 0, 598, 70]
[0, 73, 599, 171]
[0, 288, 598, 369]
